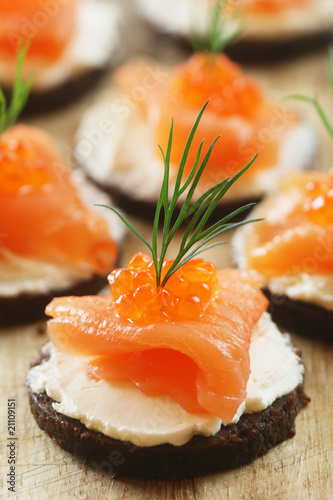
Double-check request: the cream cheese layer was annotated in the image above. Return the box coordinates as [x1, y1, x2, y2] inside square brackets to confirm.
[135, 0, 333, 41]
[27, 312, 304, 447]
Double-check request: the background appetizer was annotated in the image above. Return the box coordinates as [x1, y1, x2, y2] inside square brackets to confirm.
[233, 170, 333, 340]
[0, 48, 123, 326]
[232, 49, 333, 341]
[0, 0, 121, 114]
[135, 0, 333, 61]
[75, 6, 316, 221]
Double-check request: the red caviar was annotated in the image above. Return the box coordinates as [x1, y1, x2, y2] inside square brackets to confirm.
[302, 173, 333, 225]
[244, 0, 307, 14]
[168, 53, 263, 118]
[108, 252, 219, 321]
[0, 0, 78, 63]
[0, 145, 52, 194]
[276, 170, 333, 224]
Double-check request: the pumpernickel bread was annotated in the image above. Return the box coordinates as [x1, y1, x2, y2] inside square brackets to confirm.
[264, 289, 333, 342]
[3, 67, 107, 117]
[135, 0, 333, 63]
[0, 275, 106, 327]
[147, 24, 333, 64]
[27, 351, 308, 479]
[86, 174, 260, 224]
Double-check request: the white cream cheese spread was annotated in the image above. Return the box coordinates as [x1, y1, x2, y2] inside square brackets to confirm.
[0, 170, 124, 297]
[268, 274, 333, 311]
[75, 99, 317, 203]
[135, 0, 333, 41]
[232, 210, 333, 311]
[27, 312, 304, 447]
[0, 0, 121, 90]
[0, 250, 93, 297]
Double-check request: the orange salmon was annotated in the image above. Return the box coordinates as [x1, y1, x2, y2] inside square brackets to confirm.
[46, 267, 268, 421]
[246, 171, 333, 277]
[0, 124, 117, 274]
[0, 0, 77, 63]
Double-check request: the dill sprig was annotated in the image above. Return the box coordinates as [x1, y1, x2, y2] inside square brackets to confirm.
[286, 45, 333, 139]
[99, 102, 259, 288]
[0, 43, 32, 136]
[190, 0, 243, 55]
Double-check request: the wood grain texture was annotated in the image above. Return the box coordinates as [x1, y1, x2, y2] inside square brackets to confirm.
[1, 2, 333, 498]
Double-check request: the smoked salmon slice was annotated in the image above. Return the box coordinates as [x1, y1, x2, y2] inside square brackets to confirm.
[0, 124, 117, 273]
[0, 0, 77, 62]
[46, 267, 268, 421]
[115, 53, 298, 186]
[246, 171, 333, 277]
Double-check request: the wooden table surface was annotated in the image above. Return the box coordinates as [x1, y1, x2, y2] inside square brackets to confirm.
[1, 3, 333, 499]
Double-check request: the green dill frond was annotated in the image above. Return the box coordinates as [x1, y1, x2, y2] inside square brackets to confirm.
[98, 101, 259, 288]
[0, 42, 32, 136]
[190, 0, 243, 56]
[286, 44, 333, 139]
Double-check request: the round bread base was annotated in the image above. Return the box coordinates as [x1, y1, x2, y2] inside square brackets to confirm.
[28, 351, 308, 479]
[264, 288, 333, 342]
[2, 67, 107, 117]
[225, 32, 333, 63]
[143, 17, 333, 64]
[88, 175, 261, 224]
[0, 274, 106, 327]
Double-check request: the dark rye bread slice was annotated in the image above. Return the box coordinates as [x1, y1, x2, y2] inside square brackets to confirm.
[27, 350, 308, 479]
[2, 67, 108, 117]
[264, 288, 333, 342]
[138, 8, 333, 64]
[87, 174, 261, 224]
[0, 274, 106, 327]
[225, 31, 333, 64]
[230, 261, 333, 342]
[149, 26, 333, 64]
